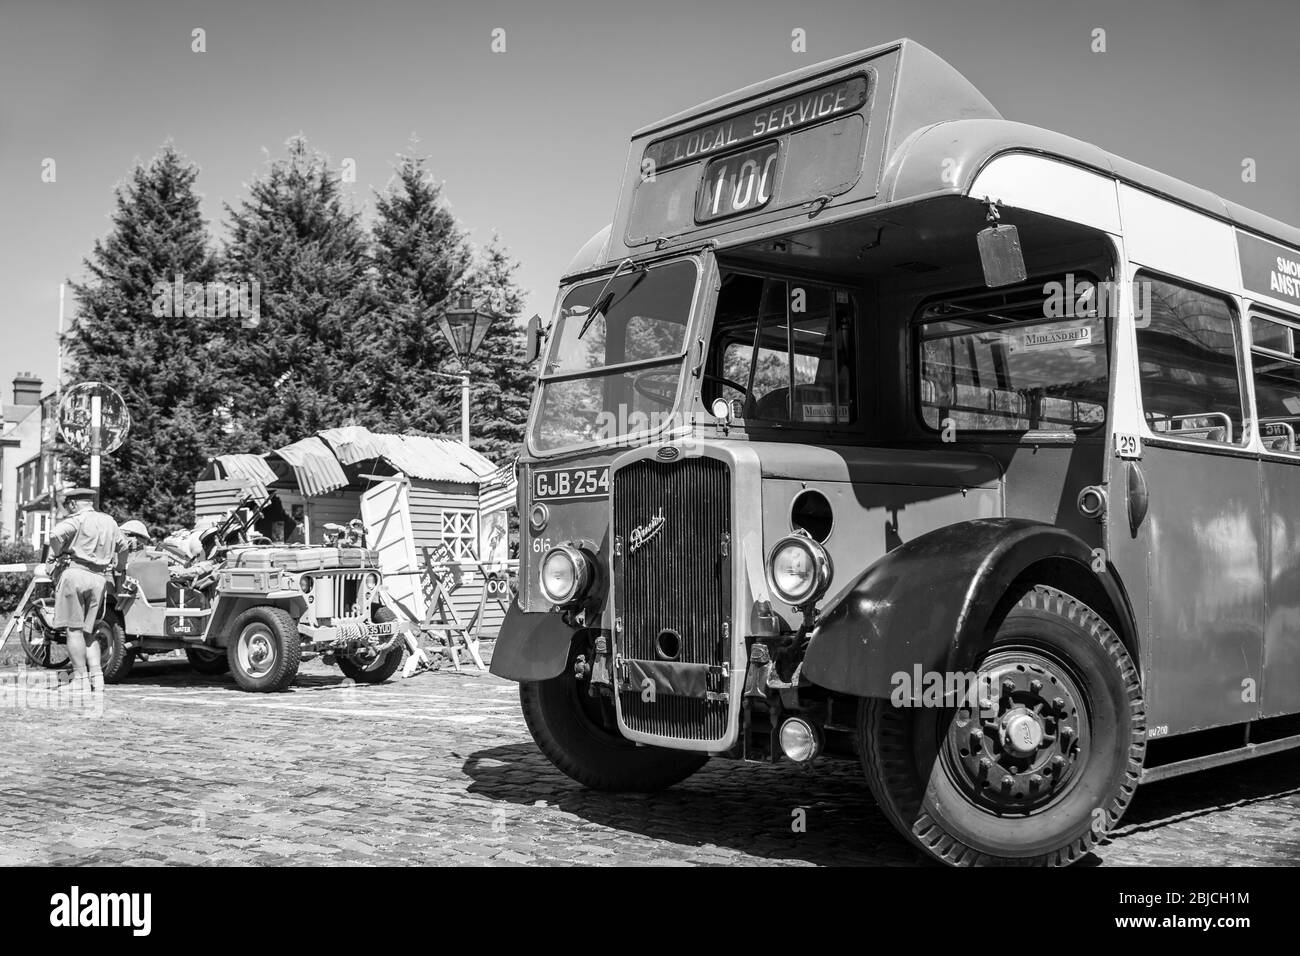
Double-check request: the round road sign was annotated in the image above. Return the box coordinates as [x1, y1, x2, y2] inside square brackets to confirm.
[58, 382, 131, 454]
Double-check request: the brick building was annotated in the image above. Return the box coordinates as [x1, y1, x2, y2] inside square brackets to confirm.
[0, 374, 48, 545]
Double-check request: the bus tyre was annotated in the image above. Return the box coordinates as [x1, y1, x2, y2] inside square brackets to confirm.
[186, 647, 231, 675]
[94, 617, 134, 684]
[521, 668, 708, 792]
[337, 607, 405, 684]
[859, 584, 1145, 866]
[226, 606, 301, 693]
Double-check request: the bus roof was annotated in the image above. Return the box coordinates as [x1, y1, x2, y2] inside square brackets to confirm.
[569, 39, 1300, 278]
[630, 37, 999, 139]
[884, 117, 1300, 252]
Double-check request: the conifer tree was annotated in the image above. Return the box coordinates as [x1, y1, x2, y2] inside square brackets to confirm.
[457, 237, 534, 461]
[219, 136, 377, 449]
[364, 151, 472, 434]
[65, 143, 223, 527]
[368, 152, 534, 460]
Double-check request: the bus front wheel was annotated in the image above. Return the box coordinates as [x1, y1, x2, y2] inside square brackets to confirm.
[521, 667, 708, 792]
[859, 584, 1145, 866]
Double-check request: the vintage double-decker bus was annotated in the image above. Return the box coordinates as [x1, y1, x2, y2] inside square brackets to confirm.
[491, 38, 1300, 865]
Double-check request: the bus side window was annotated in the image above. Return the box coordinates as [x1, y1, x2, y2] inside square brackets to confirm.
[917, 276, 1107, 435]
[1249, 312, 1300, 454]
[1134, 274, 1245, 446]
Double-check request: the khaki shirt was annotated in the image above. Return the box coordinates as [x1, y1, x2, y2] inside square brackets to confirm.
[48, 509, 128, 572]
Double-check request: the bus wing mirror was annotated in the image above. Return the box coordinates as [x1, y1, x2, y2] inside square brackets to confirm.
[525, 313, 547, 364]
[977, 223, 1028, 288]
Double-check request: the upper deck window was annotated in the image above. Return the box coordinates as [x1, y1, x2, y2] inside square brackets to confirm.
[1135, 274, 1245, 446]
[918, 278, 1109, 435]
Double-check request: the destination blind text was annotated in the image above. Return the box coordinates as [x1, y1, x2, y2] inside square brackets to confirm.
[643, 75, 868, 171]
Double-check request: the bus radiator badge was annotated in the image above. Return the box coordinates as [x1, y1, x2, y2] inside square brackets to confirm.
[629, 507, 666, 554]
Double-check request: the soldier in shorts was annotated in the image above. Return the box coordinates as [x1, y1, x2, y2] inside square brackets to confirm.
[48, 488, 129, 695]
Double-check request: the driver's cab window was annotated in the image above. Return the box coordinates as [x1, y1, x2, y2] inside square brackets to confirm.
[708, 272, 856, 425]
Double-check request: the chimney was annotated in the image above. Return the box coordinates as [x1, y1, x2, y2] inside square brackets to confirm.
[12, 373, 42, 407]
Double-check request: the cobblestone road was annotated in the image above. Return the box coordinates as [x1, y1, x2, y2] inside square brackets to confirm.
[1, 650, 1298, 866]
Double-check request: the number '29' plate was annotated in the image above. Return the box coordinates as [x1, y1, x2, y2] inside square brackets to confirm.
[533, 466, 611, 502]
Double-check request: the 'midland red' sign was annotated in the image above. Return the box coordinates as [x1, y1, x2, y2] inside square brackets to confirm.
[1239, 231, 1300, 308]
[643, 75, 869, 172]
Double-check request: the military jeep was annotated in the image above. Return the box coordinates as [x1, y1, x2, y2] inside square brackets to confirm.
[114, 543, 406, 691]
[105, 497, 410, 691]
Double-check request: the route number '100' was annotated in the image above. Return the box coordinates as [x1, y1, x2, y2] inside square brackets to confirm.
[697, 141, 779, 223]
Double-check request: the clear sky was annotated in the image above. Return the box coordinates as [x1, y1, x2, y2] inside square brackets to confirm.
[2, 0, 1297, 397]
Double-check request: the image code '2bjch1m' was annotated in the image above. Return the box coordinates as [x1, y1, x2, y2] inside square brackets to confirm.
[491, 38, 1300, 866]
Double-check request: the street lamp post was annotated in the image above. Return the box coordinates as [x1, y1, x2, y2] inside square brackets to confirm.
[435, 294, 496, 446]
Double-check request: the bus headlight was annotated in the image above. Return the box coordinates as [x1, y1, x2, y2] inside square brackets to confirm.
[766, 534, 833, 607]
[540, 545, 593, 606]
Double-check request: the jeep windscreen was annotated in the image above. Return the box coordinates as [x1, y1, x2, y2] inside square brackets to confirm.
[701, 271, 858, 428]
[529, 258, 699, 454]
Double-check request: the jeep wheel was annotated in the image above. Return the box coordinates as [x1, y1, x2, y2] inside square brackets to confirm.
[521, 662, 708, 792]
[186, 647, 231, 675]
[94, 617, 134, 684]
[859, 584, 1145, 866]
[336, 607, 404, 684]
[226, 606, 300, 692]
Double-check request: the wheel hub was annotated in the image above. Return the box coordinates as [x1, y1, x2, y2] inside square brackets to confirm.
[239, 627, 276, 675]
[944, 651, 1089, 813]
[1001, 709, 1044, 755]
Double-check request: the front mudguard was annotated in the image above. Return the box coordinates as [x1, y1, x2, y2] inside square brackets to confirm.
[489, 600, 579, 682]
[802, 518, 1135, 698]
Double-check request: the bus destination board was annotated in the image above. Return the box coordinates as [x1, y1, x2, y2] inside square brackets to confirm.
[643, 74, 869, 173]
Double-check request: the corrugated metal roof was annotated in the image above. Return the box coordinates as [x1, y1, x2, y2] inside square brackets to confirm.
[318, 425, 386, 465]
[372, 434, 496, 484]
[272, 436, 349, 496]
[214, 454, 278, 498]
[437, 438, 499, 479]
[209, 429, 505, 496]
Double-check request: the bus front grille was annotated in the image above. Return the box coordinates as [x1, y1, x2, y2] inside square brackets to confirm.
[613, 457, 731, 742]
[617, 690, 729, 741]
